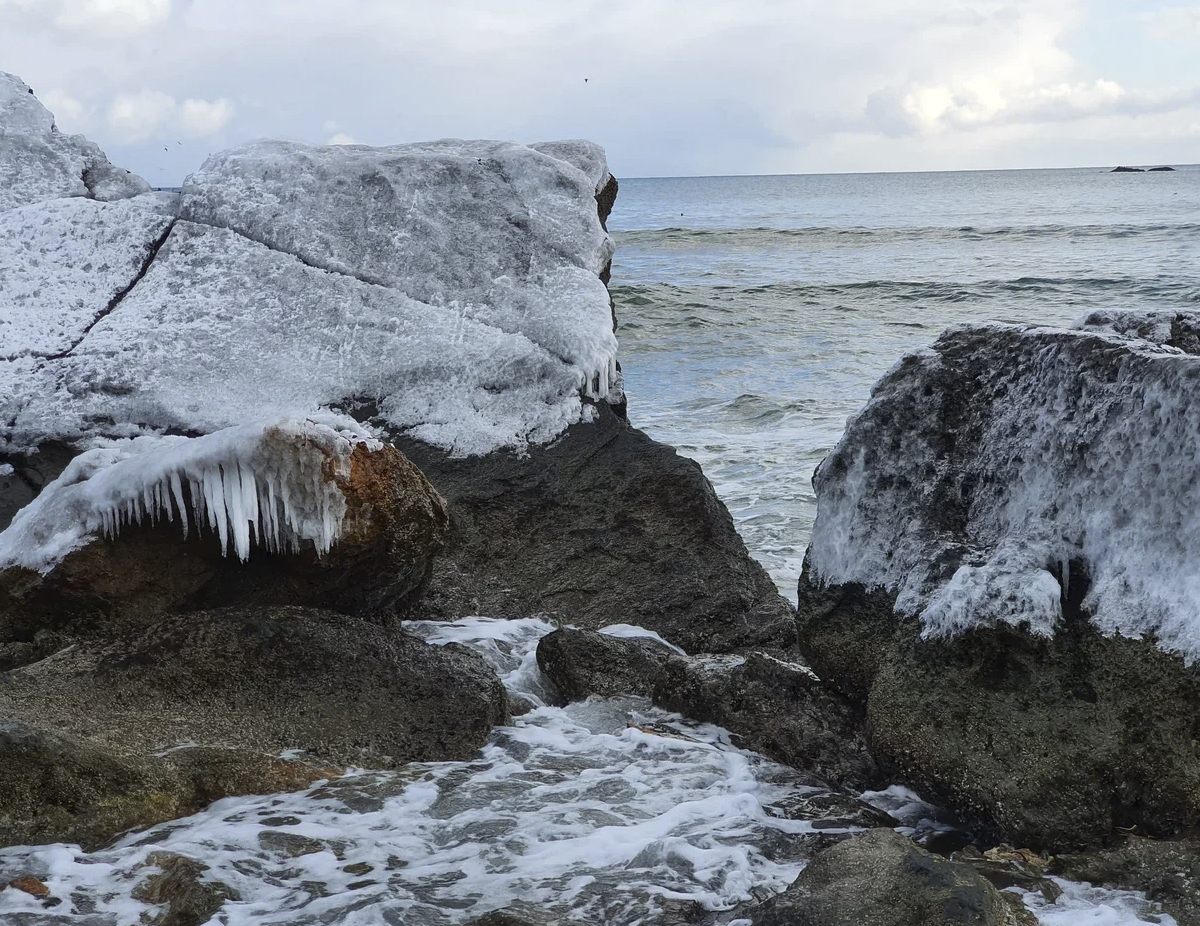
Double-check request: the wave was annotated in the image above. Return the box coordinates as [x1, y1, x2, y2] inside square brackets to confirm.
[613, 277, 1200, 306]
[613, 223, 1200, 248]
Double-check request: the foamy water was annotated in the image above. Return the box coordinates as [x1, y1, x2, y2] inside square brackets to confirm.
[0, 618, 1176, 924]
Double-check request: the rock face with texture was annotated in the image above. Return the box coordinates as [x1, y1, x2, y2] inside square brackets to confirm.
[799, 319, 1200, 848]
[536, 627, 881, 789]
[0, 72, 149, 214]
[0, 606, 508, 848]
[749, 829, 1036, 926]
[0, 419, 449, 667]
[1053, 836, 1200, 926]
[403, 402, 793, 653]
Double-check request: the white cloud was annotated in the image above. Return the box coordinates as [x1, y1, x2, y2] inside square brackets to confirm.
[54, 0, 170, 34]
[0, 0, 170, 34]
[1145, 6, 1200, 44]
[178, 97, 235, 137]
[325, 132, 358, 145]
[107, 89, 234, 143]
[39, 87, 85, 129]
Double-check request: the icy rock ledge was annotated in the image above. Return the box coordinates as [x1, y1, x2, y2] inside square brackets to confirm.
[0, 415, 377, 573]
[807, 318, 1200, 662]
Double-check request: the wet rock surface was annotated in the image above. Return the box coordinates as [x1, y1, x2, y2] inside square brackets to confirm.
[746, 828, 1037, 926]
[0, 606, 508, 849]
[132, 852, 240, 926]
[536, 627, 882, 789]
[798, 569, 1200, 850]
[1052, 835, 1200, 926]
[397, 402, 795, 655]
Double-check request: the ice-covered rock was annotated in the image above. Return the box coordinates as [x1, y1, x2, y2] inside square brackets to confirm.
[0, 416, 449, 666]
[0, 71, 149, 213]
[2, 138, 617, 458]
[808, 320, 1200, 661]
[0, 416, 373, 572]
[798, 317, 1200, 848]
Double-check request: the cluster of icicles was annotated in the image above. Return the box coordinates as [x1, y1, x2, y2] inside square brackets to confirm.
[0, 417, 369, 573]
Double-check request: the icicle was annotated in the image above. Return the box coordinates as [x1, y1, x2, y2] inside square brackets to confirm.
[169, 472, 187, 538]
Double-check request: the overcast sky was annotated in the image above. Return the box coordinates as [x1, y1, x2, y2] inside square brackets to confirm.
[2, 0, 1198, 183]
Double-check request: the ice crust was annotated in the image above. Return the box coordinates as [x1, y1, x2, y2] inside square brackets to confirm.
[2, 137, 619, 458]
[808, 320, 1200, 661]
[0, 198, 172, 359]
[0, 71, 149, 214]
[0, 415, 376, 572]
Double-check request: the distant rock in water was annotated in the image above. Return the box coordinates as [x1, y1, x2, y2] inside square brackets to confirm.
[798, 317, 1200, 848]
[1110, 165, 1145, 172]
[1149, 165, 1176, 171]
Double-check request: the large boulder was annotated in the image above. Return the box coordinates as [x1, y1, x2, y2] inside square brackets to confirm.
[0, 71, 149, 214]
[748, 829, 1036, 926]
[536, 627, 881, 789]
[0, 419, 448, 666]
[401, 403, 793, 652]
[798, 320, 1200, 849]
[1, 124, 792, 654]
[0, 605, 508, 848]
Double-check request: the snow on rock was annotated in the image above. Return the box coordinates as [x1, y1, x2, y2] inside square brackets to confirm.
[178, 139, 617, 395]
[2, 136, 618, 458]
[807, 319, 1200, 661]
[0, 198, 173, 359]
[0, 415, 377, 573]
[0, 71, 149, 213]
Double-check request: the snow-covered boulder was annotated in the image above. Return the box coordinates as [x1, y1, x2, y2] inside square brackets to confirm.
[3, 138, 618, 458]
[0, 119, 791, 652]
[0, 71, 149, 213]
[797, 318, 1200, 848]
[0, 416, 449, 667]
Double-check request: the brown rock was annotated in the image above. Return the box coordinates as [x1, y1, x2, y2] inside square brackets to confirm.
[132, 853, 239, 926]
[0, 435, 448, 669]
[8, 875, 50, 898]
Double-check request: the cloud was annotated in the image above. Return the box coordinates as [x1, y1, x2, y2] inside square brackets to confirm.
[0, 0, 170, 34]
[325, 132, 358, 145]
[39, 88, 86, 129]
[178, 97, 235, 136]
[107, 89, 234, 142]
[3, 0, 1198, 177]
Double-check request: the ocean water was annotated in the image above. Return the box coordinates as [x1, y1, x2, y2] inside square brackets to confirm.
[610, 166, 1200, 597]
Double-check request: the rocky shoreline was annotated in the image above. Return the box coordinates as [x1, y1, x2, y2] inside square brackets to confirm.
[3, 69, 1199, 925]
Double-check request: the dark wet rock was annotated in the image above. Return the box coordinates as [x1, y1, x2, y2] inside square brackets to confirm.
[0, 606, 508, 770]
[257, 831, 325, 858]
[747, 829, 1037, 926]
[951, 846, 1061, 904]
[1053, 835, 1200, 926]
[0, 607, 507, 849]
[0, 439, 449, 669]
[1111, 166, 1145, 172]
[536, 628, 883, 789]
[0, 720, 334, 851]
[132, 853, 240, 926]
[798, 564, 1200, 850]
[1149, 166, 1176, 171]
[397, 402, 795, 654]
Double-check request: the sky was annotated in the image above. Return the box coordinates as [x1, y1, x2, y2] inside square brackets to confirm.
[1, 0, 1198, 182]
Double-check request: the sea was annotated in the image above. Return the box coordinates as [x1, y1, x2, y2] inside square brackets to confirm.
[610, 166, 1200, 598]
[3, 167, 1197, 925]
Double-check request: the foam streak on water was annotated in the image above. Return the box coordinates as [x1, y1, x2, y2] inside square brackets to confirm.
[0, 618, 1177, 925]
